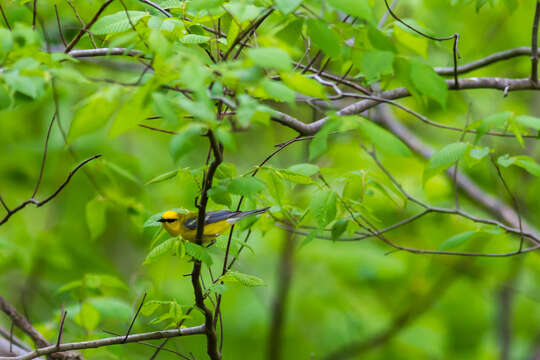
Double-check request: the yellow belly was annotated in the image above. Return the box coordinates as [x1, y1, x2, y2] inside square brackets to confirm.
[181, 221, 232, 242]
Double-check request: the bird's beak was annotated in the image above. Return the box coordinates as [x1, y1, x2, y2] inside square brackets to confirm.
[157, 218, 166, 223]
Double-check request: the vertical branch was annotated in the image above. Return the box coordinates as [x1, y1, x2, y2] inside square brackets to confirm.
[32, 0, 37, 30]
[192, 131, 222, 360]
[531, 1, 540, 83]
[267, 233, 296, 360]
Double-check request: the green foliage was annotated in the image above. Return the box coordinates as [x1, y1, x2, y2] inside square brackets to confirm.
[309, 190, 337, 228]
[219, 271, 266, 287]
[2, 1, 540, 359]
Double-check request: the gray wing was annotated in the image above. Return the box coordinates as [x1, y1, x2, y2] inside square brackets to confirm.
[183, 210, 239, 230]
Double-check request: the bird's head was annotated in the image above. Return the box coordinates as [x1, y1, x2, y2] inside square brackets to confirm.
[157, 211, 184, 236]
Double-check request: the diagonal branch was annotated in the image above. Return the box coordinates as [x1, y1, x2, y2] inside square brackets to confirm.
[0, 154, 101, 226]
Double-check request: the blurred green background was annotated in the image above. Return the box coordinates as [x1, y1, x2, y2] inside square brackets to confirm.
[1, 0, 540, 359]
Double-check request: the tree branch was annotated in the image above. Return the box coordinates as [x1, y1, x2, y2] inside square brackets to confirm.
[64, 0, 115, 53]
[531, 1, 540, 83]
[271, 77, 540, 135]
[0, 154, 102, 226]
[0, 326, 205, 360]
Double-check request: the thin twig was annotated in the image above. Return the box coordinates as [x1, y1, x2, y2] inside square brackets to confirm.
[32, 113, 56, 199]
[123, 293, 147, 343]
[32, 0, 37, 30]
[55, 306, 67, 349]
[138, 124, 178, 135]
[0, 155, 102, 226]
[54, 5, 67, 47]
[0, 4, 10, 30]
[64, 0, 114, 53]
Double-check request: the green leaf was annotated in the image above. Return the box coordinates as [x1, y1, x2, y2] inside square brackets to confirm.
[104, 161, 140, 184]
[89, 297, 132, 321]
[86, 197, 107, 240]
[357, 50, 394, 84]
[514, 156, 540, 177]
[74, 302, 100, 331]
[209, 185, 232, 207]
[438, 230, 476, 251]
[261, 79, 296, 103]
[215, 127, 237, 151]
[219, 271, 266, 287]
[307, 19, 341, 57]
[309, 119, 340, 160]
[515, 115, 540, 131]
[274, 0, 303, 15]
[288, 163, 319, 177]
[3, 71, 45, 99]
[428, 142, 468, 169]
[143, 238, 177, 265]
[91, 11, 148, 35]
[497, 154, 515, 167]
[170, 125, 204, 161]
[358, 118, 411, 156]
[424, 142, 468, 183]
[247, 47, 292, 71]
[146, 169, 179, 185]
[473, 111, 512, 143]
[326, 0, 375, 24]
[331, 219, 348, 241]
[310, 190, 337, 228]
[409, 61, 448, 108]
[280, 73, 327, 99]
[274, 169, 314, 184]
[68, 86, 121, 143]
[181, 34, 211, 44]
[185, 242, 213, 265]
[227, 177, 266, 196]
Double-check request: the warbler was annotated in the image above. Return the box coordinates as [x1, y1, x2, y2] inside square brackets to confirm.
[157, 207, 270, 242]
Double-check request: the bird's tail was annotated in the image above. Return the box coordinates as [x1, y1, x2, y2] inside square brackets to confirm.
[233, 207, 270, 221]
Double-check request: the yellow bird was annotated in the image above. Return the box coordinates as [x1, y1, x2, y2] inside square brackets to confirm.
[157, 207, 270, 242]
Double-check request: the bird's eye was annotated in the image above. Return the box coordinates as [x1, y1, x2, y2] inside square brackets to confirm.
[166, 218, 177, 223]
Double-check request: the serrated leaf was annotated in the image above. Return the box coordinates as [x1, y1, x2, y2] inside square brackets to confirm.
[424, 142, 468, 184]
[91, 11, 148, 35]
[310, 190, 337, 228]
[143, 238, 177, 265]
[438, 230, 476, 251]
[219, 271, 266, 287]
[185, 242, 213, 265]
[428, 142, 468, 169]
